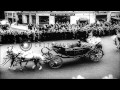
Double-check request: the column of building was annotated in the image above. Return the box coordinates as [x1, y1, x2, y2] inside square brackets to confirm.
[107, 12, 111, 22]
[29, 14, 32, 24]
[36, 14, 39, 25]
[49, 15, 55, 24]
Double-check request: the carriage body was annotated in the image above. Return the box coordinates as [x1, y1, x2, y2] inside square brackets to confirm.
[52, 41, 103, 58]
[43, 37, 104, 69]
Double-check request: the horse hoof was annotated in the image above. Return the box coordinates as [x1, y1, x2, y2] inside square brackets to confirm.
[13, 68, 16, 70]
[32, 66, 35, 69]
[20, 68, 23, 71]
[8, 67, 11, 70]
[39, 66, 42, 70]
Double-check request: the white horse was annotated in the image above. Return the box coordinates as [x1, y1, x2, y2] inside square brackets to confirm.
[20, 51, 45, 70]
[7, 46, 45, 70]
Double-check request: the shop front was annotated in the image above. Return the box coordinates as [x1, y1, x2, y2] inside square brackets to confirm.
[110, 12, 120, 24]
[96, 15, 107, 23]
[55, 15, 70, 24]
[111, 17, 120, 25]
[50, 12, 75, 24]
[39, 16, 49, 24]
[76, 18, 89, 26]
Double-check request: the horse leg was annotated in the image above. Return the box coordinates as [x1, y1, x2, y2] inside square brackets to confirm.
[38, 60, 43, 70]
[32, 60, 37, 69]
[19, 61, 23, 71]
[9, 59, 14, 69]
[39, 64, 42, 70]
[24, 61, 28, 68]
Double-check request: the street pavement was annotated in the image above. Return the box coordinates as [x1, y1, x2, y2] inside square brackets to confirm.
[0, 36, 120, 79]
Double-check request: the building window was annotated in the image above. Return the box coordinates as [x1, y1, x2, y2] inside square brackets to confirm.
[55, 15, 70, 23]
[13, 13, 16, 17]
[5, 13, 7, 17]
[8, 13, 12, 16]
[96, 15, 107, 22]
[39, 16, 49, 24]
[77, 19, 89, 26]
[13, 19, 16, 22]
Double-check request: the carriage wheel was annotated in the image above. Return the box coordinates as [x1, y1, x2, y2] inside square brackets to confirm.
[41, 47, 53, 60]
[89, 49, 104, 62]
[43, 52, 53, 60]
[49, 56, 63, 69]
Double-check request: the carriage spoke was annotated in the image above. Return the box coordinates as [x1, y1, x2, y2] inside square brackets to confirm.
[90, 49, 103, 62]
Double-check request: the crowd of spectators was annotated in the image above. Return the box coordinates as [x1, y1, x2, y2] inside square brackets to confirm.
[0, 21, 120, 44]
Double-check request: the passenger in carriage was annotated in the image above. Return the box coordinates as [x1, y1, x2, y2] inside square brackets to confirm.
[69, 40, 82, 48]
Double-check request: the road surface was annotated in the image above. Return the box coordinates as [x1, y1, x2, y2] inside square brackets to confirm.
[0, 36, 120, 79]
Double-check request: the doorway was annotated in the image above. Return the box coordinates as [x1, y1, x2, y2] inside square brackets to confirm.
[18, 15, 22, 24]
[8, 18, 12, 24]
[77, 19, 89, 27]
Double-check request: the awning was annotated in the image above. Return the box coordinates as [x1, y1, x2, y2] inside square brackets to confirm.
[111, 17, 120, 20]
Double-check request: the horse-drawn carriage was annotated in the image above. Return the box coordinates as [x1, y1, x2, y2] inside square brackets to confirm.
[41, 37, 104, 69]
[1, 37, 104, 70]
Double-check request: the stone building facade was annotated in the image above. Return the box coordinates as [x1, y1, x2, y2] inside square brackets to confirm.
[4, 11, 120, 25]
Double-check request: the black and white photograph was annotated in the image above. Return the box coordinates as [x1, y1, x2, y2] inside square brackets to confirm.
[0, 11, 120, 79]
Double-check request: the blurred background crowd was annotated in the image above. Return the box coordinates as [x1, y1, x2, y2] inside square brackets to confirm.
[0, 20, 120, 44]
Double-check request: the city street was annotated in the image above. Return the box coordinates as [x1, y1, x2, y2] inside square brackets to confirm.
[0, 36, 120, 79]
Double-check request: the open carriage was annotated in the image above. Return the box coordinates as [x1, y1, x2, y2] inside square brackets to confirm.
[2, 37, 104, 70]
[41, 37, 104, 69]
